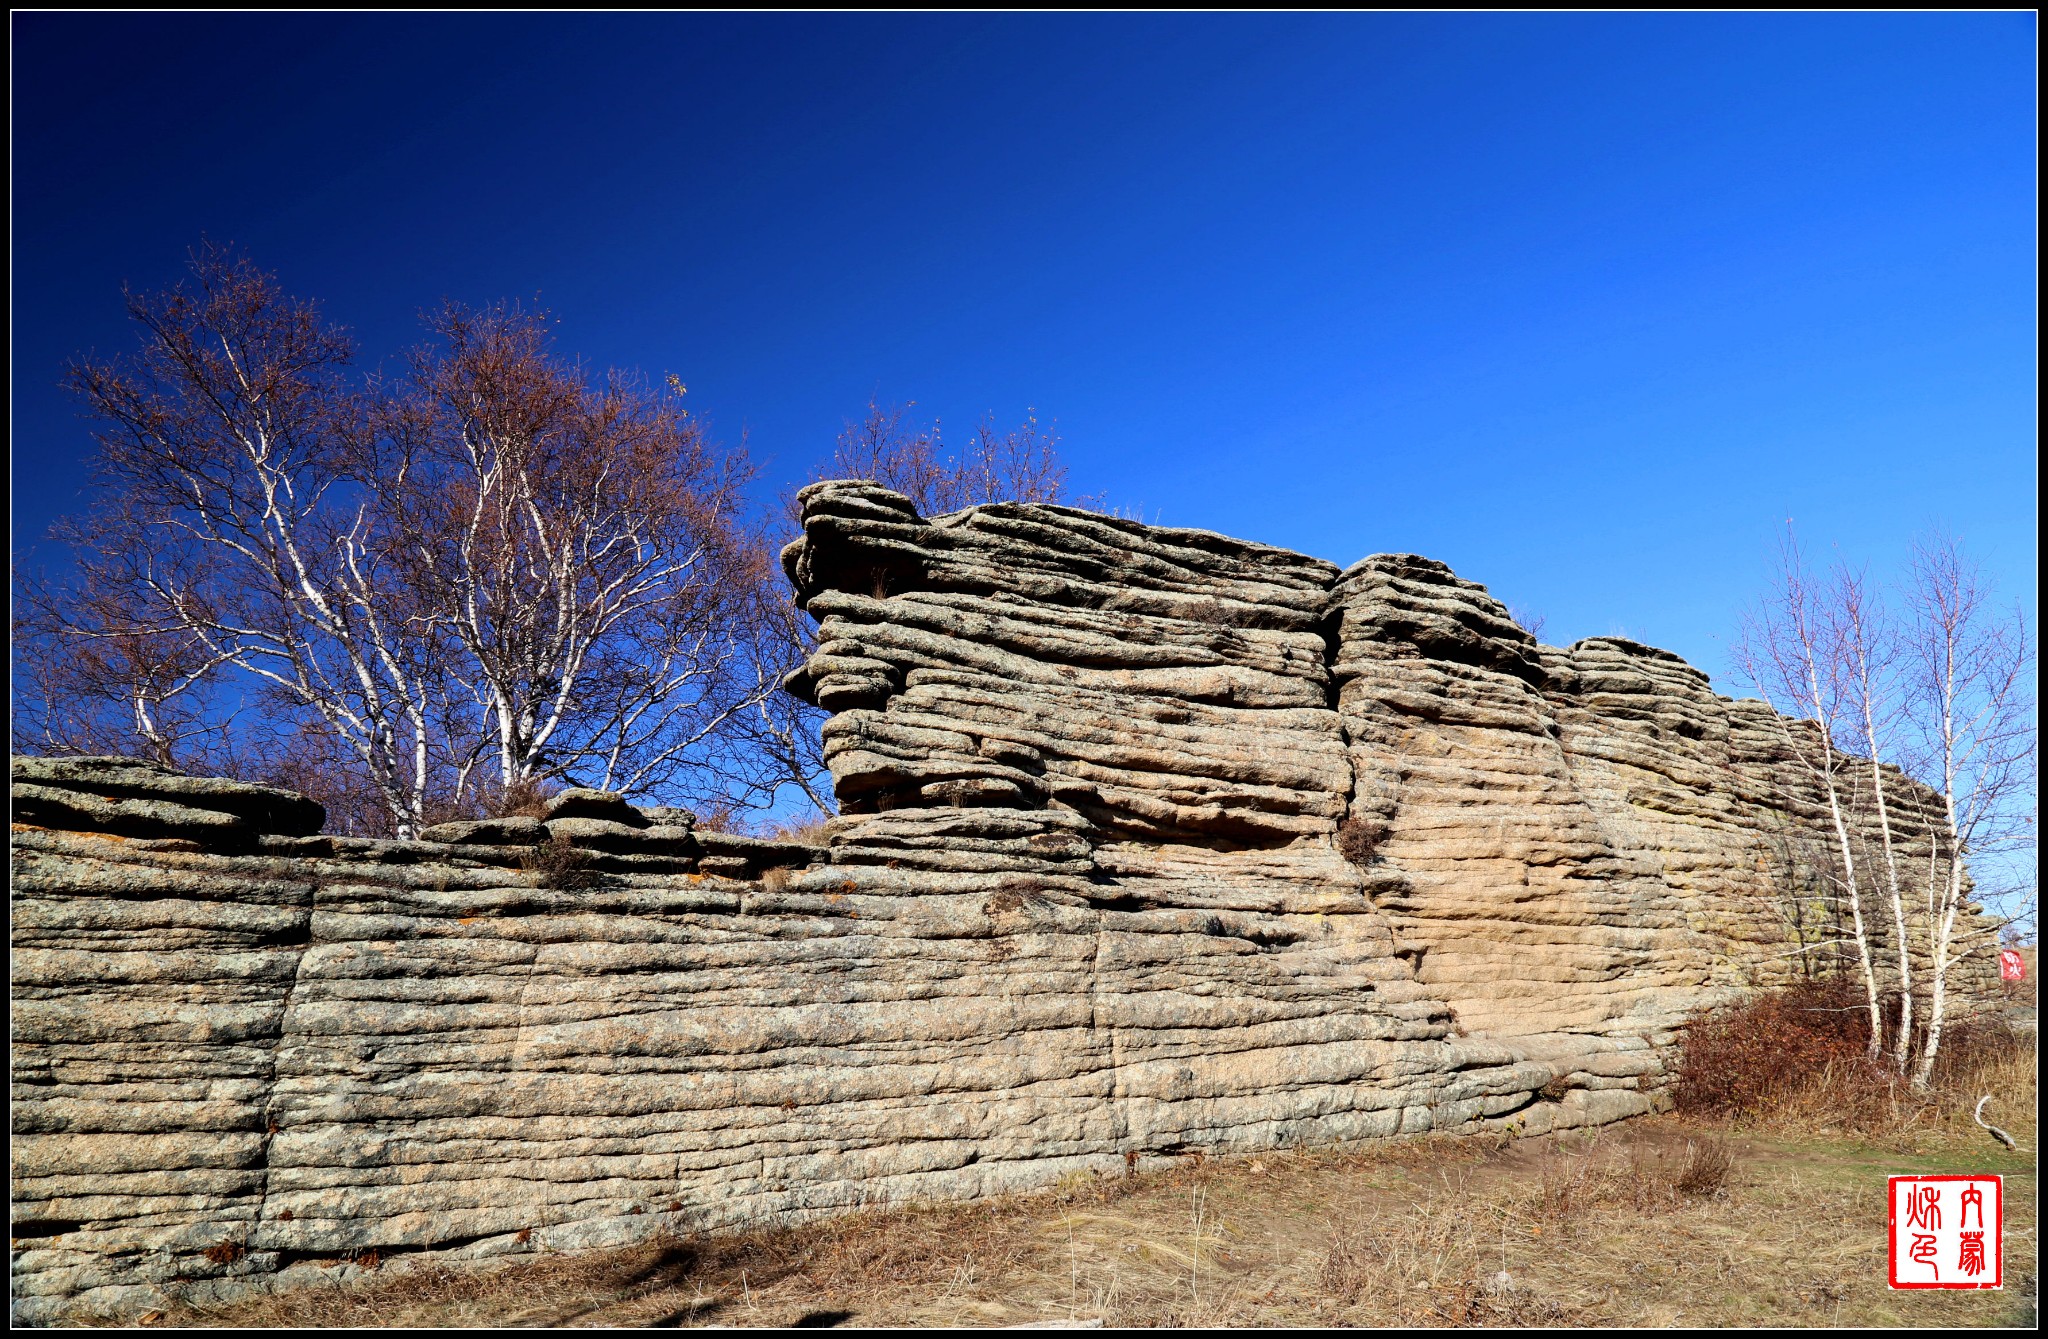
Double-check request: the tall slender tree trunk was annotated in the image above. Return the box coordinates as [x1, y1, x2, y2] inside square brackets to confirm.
[1871, 765, 1913, 1071]
[1799, 635, 1885, 1060]
[1818, 759, 1884, 1060]
[1911, 733, 1970, 1092]
[1913, 837, 1967, 1091]
[1864, 750, 1913, 1070]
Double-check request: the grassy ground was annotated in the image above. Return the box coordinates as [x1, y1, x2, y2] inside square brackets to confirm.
[137, 1028, 2035, 1329]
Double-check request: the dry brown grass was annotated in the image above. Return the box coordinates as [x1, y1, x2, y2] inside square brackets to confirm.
[763, 816, 833, 847]
[1675, 1134, 1737, 1197]
[1921, 1017, 2039, 1135]
[491, 776, 559, 821]
[517, 835, 605, 891]
[1676, 978, 2037, 1143]
[138, 1098, 2034, 1330]
[1516, 1132, 1733, 1224]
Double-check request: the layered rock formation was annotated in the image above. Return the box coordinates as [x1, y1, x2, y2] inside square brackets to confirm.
[10, 484, 1995, 1323]
[784, 483, 1986, 1037]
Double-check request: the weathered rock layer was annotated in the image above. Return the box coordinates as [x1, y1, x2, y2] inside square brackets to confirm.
[10, 484, 1994, 1322]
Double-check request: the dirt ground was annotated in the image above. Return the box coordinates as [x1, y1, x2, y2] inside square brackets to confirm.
[138, 1092, 2036, 1330]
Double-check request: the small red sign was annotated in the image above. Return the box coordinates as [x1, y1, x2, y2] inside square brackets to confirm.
[1889, 1175, 2002, 1289]
[1999, 950, 2025, 981]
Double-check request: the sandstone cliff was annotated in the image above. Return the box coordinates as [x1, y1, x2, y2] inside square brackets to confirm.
[9, 483, 1994, 1323]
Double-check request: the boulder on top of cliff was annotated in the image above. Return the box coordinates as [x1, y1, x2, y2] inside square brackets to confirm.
[542, 788, 649, 827]
[417, 816, 549, 846]
[10, 754, 325, 840]
[543, 815, 699, 856]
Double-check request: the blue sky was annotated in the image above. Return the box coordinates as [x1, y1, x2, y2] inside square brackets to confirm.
[11, 13, 2036, 689]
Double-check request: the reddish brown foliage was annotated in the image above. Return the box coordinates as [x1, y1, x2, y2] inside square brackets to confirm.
[520, 837, 604, 891]
[1679, 979, 2035, 1139]
[20, 244, 805, 837]
[1673, 978, 1891, 1123]
[801, 400, 1073, 520]
[1336, 816, 1387, 868]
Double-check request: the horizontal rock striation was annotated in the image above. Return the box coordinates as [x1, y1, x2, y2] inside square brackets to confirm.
[10, 484, 1996, 1322]
[11, 792, 1631, 1324]
[1326, 558, 1989, 1038]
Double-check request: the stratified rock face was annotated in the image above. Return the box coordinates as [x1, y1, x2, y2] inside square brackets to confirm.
[787, 485, 1985, 1040]
[1325, 558, 1923, 1039]
[9, 485, 1995, 1323]
[12, 791, 1627, 1324]
[1329, 555, 1672, 1039]
[782, 482, 1350, 845]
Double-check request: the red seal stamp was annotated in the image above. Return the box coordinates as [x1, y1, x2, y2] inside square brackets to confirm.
[1888, 1175, 2002, 1289]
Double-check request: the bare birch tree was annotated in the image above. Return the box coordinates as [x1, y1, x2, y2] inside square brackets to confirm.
[14, 523, 239, 768]
[1902, 534, 2035, 1089]
[1835, 564, 1917, 1073]
[30, 245, 792, 835]
[1734, 526, 1886, 1058]
[55, 244, 451, 833]
[374, 300, 784, 806]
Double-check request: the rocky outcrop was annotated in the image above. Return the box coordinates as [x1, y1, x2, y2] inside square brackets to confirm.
[12, 755, 323, 848]
[9, 483, 1996, 1323]
[786, 484, 1987, 1038]
[1325, 557, 1976, 1038]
